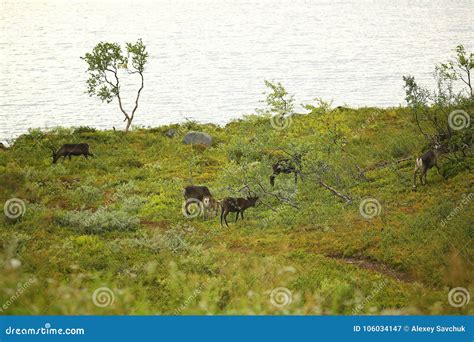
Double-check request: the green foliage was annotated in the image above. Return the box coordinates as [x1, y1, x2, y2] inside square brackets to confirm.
[59, 208, 139, 234]
[82, 42, 126, 103]
[436, 44, 474, 98]
[259, 80, 295, 116]
[74, 126, 97, 134]
[126, 39, 148, 73]
[81, 39, 149, 131]
[303, 98, 334, 116]
[1, 108, 472, 314]
[403, 45, 473, 155]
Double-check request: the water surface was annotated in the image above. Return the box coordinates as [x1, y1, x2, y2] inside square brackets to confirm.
[0, 0, 473, 140]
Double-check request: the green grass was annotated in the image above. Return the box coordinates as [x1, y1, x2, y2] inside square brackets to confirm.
[0, 106, 472, 315]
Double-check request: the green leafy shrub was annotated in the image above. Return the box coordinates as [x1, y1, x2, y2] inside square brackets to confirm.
[73, 126, 97, 134]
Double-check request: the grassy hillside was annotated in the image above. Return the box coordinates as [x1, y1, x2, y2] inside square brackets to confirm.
[0, 106, 472, 315]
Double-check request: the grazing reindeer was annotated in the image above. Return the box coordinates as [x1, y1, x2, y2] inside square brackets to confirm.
[220, 196, 259, 227]
[51, 143, 94, 164]
[412, 144, 446, 190]
[184, 185, 212, 201]
[203, 196, 221, 219]
[183, 185, 213, 216]
[270, 154, 302, 186]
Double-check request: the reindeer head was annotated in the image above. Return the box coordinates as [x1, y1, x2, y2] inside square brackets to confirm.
[202, 196, 211, 207]
[246, 196, 259, 207]
[49, 146, 59, 164]
[433, 142, 449, 155]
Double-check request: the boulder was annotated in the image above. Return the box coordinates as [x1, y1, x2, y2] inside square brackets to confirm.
[183, 131, 213, 147]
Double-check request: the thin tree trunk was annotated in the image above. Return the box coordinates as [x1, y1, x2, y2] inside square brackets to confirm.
[125, 118, 132, 132]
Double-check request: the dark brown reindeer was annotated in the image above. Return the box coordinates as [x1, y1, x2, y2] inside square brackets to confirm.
[183, 185, 213, 216]
[412, 143, 446, 190]
[220, 196, 259, 227]
[51, 143, 94, 164]
[270, 154, 302, 186]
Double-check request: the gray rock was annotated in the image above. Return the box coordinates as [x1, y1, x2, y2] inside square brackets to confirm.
[183, 131, 213, 146]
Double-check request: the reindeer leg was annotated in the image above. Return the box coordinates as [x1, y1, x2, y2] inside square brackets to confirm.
[220, 210, 224, 227]
[270, 175, 276, 186]
[235, 212, 239, 223]
[241, 211, 244, 220]
[413, 166, 419, 190]
[224, 212, 229, 227]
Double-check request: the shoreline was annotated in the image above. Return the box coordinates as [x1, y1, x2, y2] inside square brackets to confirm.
[0, 104, 407, 143]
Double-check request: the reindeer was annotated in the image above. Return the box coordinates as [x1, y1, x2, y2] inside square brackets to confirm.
[203, 196, 221, 219]
[412, 143, 446, 190]
[183, 185, 213, 217]
[51, 143, 94, 164]
[220, 196, 259, 227]
[270, 154, 302, 186]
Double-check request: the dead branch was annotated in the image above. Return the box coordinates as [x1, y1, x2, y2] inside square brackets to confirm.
[318, 180, 353, 204]
[362, 156, 413, 173]
[256, 182, 299, 209]
[257, 200, 279, 212]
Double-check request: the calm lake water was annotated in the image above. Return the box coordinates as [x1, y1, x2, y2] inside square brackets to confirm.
[0, 0, 473, 140]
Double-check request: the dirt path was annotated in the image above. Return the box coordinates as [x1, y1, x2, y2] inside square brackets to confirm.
[326, 253, 414, 283]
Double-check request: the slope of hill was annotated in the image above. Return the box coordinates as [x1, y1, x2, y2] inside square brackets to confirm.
[0, 106, 472, 314]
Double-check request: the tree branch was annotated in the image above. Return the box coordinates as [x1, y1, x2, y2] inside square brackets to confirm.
[130, 71, 144, 121]
[111, 70, 130, 121]
[318, 179, 352, 204]
[256, 182, 299, 209]
[362, 156, 412, 173]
